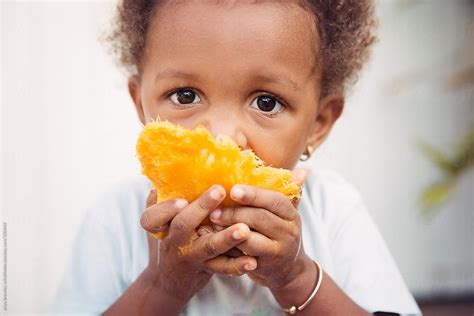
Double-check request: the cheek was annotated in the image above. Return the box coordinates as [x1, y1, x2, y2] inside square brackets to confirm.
[249, 126, 307, 169]
[140, 96, 158, 122]
[140, 90, 202, 126]
[140, 94, 175, 123]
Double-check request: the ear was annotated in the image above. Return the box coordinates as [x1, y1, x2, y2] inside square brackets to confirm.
[128, 75, 146, 125]
[306, 93, 344, 149]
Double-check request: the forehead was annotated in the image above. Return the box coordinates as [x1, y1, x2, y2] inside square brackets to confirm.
[143, 1, 319, 83]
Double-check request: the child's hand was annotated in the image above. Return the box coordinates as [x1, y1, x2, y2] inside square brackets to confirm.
[209, 169, 310, 291]
[141, 185, 257, 304]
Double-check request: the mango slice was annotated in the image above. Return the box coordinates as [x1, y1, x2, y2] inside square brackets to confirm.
[136, 120, 301, 238]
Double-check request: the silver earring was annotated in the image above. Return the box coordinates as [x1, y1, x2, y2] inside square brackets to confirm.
[300, 145, 314, 161]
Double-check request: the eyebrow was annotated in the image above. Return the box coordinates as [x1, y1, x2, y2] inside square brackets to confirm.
[154, 70, 302, 91]
[251, 74, 302, 91]
[155, 70, 200, 83]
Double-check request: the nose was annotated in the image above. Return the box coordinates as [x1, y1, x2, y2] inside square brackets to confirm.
[202, 115, 248, 150]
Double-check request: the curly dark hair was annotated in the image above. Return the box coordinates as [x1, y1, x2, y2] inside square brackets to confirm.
[104, 0, 377, 96]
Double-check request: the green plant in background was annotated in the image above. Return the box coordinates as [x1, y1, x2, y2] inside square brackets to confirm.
[388, 0, 474, 217]
[418, 126, 474, 216]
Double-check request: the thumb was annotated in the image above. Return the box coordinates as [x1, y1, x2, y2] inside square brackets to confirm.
[291, 168, 307, 187]
[146, 189, 157, 208]
[145, 188, 159, 265]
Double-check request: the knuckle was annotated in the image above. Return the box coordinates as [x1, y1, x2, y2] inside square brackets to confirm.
[221, 263, 230, 275]
[231, 259, 243, 276]
[285, 219, 300, 240]
[248, 189, 258, 205]
[288, 211, 298, 222]
[140, 212, 153, 231]
[223, 261, 235, 276]
[197, 199, 211, 212]
[289, 225, 300, 240]
[223, 207, 238, 223]
[172, 216, 190, 235]
[203, 239, 219, 257]
[159, 207, 173, 220]
[197, 225, 213, 236]
[255, 209, 270, 224]
[270, 195, 285, 212]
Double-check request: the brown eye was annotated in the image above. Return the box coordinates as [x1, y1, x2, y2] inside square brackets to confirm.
[251, 95, 284, 115]
[170, 89, 201, 105]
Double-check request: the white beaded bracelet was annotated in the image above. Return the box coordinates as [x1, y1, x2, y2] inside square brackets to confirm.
[282, 260, 323, 315]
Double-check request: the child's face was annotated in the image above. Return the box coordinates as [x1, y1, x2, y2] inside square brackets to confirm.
[129, 1, 343, 169]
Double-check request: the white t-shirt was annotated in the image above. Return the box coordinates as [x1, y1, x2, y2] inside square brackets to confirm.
[50, 168, 421, 315]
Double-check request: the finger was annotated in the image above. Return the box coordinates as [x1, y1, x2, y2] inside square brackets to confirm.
[290, 195, 301, 209]
[205, 255, 257, 276]
[236, 231, 281, 258]
[140, 198, 188, 235]
[190, 223, 251, 261]
[197, 225, 214, 236]
[146, 189, 157, 208]
[229, 185, 296, 221]
[291, 168, 307, 187]
[210, 206, 291, 239]
[290, 168, 307, 208]
[213, 224, 224, 232]
[169, 185, 226, 244]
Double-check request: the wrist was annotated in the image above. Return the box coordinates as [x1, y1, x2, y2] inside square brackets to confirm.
[142, 266, 188, 314]
[103, 266, 186, 316]
[270, 256, 319, 311]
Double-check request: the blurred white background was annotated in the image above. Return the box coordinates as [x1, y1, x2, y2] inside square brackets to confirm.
[1, 0, 473, 314]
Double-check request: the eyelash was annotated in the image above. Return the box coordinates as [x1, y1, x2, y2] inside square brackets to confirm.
[252, 91, 287, 118]
[165, 85, 196, 99]
[164, 86, 288, 117]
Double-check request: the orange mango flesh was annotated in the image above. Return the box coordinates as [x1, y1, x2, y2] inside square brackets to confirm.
[136, 120, 301, 237]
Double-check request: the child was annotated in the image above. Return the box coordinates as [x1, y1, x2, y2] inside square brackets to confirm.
[52, 1, 421, 315]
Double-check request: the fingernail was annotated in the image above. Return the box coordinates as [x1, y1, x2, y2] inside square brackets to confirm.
[244, 261, 256, 271]
[210, 186, 223, 200]
[231, 186, 245, 199]
[232, 229, 243, 239]
[210, 209, 221, 220]
[232, 224, 248, 240]
[175, 199, 188, 209]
